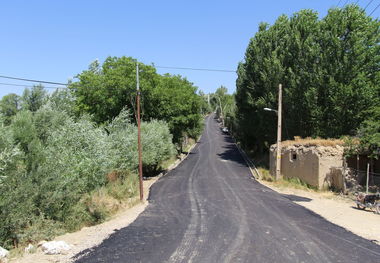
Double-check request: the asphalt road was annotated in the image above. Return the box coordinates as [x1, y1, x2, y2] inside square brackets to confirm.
[75, 115, 380, 263]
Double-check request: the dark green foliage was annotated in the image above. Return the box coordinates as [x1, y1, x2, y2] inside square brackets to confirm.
[357, 106, 380, 158]
[236, 5, 380, 153]
[70, 56, 203, 144]
[0, 93, 20, 125]
[70, 57, 158, 124]
[21, 85, 48, 112]
[144, 74, 203, 143]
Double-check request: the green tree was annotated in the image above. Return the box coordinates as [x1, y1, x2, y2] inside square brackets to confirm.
[210, 86, 236, 130]
[236, 5, 380, 154]
[144, 74, 203, 144]
[198, 90, 212, 115]
[70, 57, 158, 124]
[71, 56, 203, 145]
[21, 85, 48, 112]
[0, 93, 21, 124]
[357, 106, 380, 158]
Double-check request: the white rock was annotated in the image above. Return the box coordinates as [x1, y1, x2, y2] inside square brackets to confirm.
[24, 244, 34, 253]
[41, 241, 71, 255]
[0, 246, 9, 259]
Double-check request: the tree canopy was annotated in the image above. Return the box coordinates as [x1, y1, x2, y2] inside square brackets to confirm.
[70, 56, 203, 144]
[235, 5, 380, 153]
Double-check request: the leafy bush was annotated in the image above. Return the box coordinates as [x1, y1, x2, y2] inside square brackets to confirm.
[0, 106, 176, 248]
[35, 115, 114, 223]
[106, 109, 176, 174]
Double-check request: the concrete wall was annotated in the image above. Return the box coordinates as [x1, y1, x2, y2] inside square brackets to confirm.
[270, 144, 344, 189]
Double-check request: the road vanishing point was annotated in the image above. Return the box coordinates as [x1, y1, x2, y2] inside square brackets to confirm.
[75, 114, 380, 263]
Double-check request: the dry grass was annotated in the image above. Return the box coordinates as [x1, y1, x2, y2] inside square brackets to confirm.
[258, 167, 318, 191]
[160, 156, 179, 170]
[281, 136, 344, 147]
[183, 138, 196, 152]
[258, 167, 273, 181]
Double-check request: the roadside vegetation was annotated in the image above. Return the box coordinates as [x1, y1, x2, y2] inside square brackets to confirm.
[258, 167, 318, 191]
[189, 6, 379, 196]
[233, 4, 379, 159]
[207, 5, 379, 190]
[0, 57, 204, 250]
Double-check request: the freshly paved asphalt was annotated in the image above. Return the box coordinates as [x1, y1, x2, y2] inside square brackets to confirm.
[75, 115, 380, 263]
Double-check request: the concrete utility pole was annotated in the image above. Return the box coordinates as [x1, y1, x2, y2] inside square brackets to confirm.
[136, 63, 143, 201]
[276, 84, 282, 180]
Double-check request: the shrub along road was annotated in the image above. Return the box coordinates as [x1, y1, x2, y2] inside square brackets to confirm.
[74, 115, 380, 263]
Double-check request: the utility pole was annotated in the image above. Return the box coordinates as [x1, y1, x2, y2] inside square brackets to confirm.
[136, 63, 143, 201]
[275, 84, 282, 180]
[217, 96, 224, 127]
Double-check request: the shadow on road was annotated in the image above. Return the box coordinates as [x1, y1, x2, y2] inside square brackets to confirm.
[281, 194, 312, 202]
[217, 135, 247, 167]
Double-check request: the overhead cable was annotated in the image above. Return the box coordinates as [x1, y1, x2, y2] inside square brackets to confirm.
[369, 2, 380, 15]
[0, 82, 64, 89]
[0, 75, 68, 86]
[364, 0, 375, 10]
[155, 66, 236, 73]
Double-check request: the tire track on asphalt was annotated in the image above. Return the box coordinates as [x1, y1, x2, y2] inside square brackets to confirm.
[168, 118, 208, 263]
[207, 117, 250, 262]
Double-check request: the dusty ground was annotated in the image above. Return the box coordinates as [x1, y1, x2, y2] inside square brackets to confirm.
[259, 180, 380, 244]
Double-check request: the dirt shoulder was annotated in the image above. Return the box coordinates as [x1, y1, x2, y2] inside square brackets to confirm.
[259, 180, 380, 244]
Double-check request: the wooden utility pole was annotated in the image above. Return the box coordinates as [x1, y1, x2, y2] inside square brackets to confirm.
[275, 84, 282, 180]
[136, 63, 143, 201]
[217, 96, 224, 127]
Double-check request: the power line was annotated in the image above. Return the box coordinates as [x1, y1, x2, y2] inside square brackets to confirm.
[155, 66, 236, 73]
[0, 75, 68, 86]
[342, 0, 349, 7]
[0, 82, 64, 90]
[364, 0, 375, 10]
[369, 2, 380, 15]
[0, 64, 236, 90]
[337, 0, 342, 6]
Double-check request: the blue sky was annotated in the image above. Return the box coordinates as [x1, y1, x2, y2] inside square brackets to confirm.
[0, 0, 378, 98]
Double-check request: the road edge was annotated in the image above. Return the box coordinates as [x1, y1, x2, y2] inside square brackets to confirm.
[228, 133, 261, 179]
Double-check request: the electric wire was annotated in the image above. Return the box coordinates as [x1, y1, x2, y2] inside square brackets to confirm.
[0, 82, 64, 90]
[155, 66, 236, 73]
[369, 2, 380, 15]
[0, 65, 236, 91]
[0, 75, 68, 86]
[364, 0, 375, 10]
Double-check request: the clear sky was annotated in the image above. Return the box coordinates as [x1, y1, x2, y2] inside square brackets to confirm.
[0, 0, 378, 98]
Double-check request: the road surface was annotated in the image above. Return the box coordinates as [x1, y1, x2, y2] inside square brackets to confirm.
[75, 115, 380, 263]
